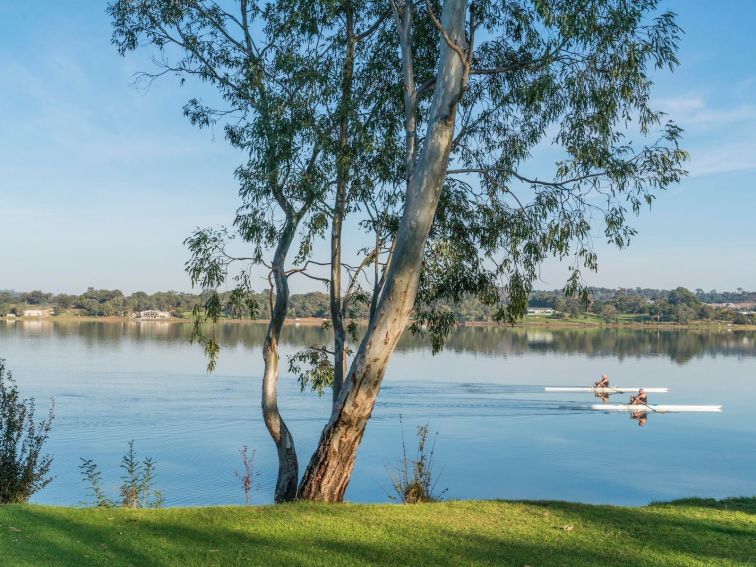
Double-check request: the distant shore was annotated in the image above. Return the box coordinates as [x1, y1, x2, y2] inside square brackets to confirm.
[3, 314, 755, 331]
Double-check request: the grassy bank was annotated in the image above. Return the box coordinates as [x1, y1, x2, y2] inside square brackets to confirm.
[1, 498, 754, 566]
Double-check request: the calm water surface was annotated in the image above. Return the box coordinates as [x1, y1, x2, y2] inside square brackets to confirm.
[1, 320, 754, 506]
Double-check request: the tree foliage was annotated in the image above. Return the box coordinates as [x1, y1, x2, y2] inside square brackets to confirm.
[411, 0, 687, 349]
[0, 359, 54, 504]
[109, 0, 691, 501]
[3, 285, 751, 324]
[288, 345, 337, 396]
[107, 0, 689, 352]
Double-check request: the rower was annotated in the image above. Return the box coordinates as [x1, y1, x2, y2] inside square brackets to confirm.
[630, 388, 648, 405]
[594, 374, 609, 388]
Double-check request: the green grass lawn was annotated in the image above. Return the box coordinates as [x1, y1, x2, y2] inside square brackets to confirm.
[1, 498, 754, 566]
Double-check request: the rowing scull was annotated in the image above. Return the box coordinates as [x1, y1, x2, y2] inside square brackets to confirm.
[545, 387, 668, 393]
[591, 404, 721, 413]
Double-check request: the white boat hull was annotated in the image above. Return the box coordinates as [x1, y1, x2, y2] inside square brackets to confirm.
[592, 404, 721, 413]
[545, 387, 668, 393]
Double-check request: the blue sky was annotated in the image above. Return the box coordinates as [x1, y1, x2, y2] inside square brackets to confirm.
[1, 1, 754, 294]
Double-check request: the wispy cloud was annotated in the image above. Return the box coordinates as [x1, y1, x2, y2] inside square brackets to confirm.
[652, 94, 756, 177]
[655, 95, 756, 126]
[688, 142, 756, 177]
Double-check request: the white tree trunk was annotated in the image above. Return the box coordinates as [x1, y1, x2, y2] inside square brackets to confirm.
[298, 0, 468, 501]
[263, 219, 299, 502]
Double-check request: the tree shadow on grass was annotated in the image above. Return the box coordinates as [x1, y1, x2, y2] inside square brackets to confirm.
[244, 500, 756, 566]
[519, 500, 755, 564]
[0, 505, 622, 567]
[649, 496, 756, 514]
[1, 501, 754, 567]
[1, 506, 158, 567]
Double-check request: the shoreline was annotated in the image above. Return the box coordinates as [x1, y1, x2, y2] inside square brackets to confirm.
[2, 314, 755, 331]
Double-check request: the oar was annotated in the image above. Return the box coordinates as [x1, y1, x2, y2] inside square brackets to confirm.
[599, 384, 625, 397]
[602, 384, 657, 413]
[632, 402, 657, 414]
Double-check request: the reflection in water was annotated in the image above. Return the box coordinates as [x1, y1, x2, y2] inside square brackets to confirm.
[630, 412, 648, 427]
[594, 392, 610, 402]
[0, 321, 754, 507]
[3, 320, 754, 365]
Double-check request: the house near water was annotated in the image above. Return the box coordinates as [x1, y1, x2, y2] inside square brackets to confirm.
[134, 310, 172, 320]
[22, 307, 54, 317]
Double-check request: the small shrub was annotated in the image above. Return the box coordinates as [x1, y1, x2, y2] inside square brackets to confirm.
[119, 440, 162, 508]
[79, 440, 163, 508]
[79, 458, 113, 508]
[388, 415, 445, 504]
[234, 445, 261, 505]
[0, 359, 55, 504]
[733, 313, 749, 325]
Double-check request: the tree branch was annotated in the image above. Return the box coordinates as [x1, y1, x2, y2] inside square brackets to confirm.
[425, 0, 468, 67]
[354, 8, 391, 41]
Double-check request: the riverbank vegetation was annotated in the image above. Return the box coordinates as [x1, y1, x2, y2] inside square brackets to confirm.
[0, 498, 753, 566]
[0, 359, 54, 504]
[1, 287, 754, 325]
[79, 441, 163, 510]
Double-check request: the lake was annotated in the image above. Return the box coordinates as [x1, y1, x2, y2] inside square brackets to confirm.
[1, 320, 754, 507]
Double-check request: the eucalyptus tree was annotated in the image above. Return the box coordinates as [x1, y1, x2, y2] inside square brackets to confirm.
[109, 0, 345, 502]
[297, 0, 687, 500]
[111, 0, 686, 504]
[305, 2, 406, 406]
[109, 0, 406, 501]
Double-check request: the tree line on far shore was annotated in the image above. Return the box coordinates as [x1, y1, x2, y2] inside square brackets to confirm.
[1, 286, 754, 325]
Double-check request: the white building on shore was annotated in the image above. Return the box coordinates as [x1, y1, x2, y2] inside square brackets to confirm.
[135, 310, 172, 320]
[527, 307, 555, 316]
[23, 307, 54, 317]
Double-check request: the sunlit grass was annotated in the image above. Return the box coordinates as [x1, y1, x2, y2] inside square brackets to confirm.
[1, 498, 753, 566]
